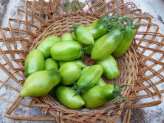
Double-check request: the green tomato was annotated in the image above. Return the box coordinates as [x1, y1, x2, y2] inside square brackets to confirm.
[82, 84, 120, 108]
[50, 41, 82, 61]
[72, 32, 77, 40]
[86, 16, 109, 39]
[97, 78, 106, 86]
[74, 60, 87, 68]
[113, 26, 137, 57]
[59, 60, 86, 68]
[25, 49, 45, 76]
[61, 32, 73, 41]
[91, 29, 123, 60]
[45, 58, 58, 70]
[74, 65, 103, 93]
[82, 85, 106, 108]
[20, 70, 61, 97]
[75, 25, 94, 45]
[55, 86, 85, 109]
[59, 62, 81, 85]
[37, 35, 60, 58]
[98, 55, 120, 79]
[59, 61, 66, 67]
[101, 84, 120, 100]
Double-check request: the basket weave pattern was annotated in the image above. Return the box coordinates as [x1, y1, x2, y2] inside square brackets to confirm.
[0, 0, 163, 123]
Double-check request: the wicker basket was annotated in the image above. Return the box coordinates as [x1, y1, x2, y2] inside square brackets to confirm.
[0, 0, 163, 123]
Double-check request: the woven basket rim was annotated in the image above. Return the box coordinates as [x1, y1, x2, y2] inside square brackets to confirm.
[29, 11, 139, 113]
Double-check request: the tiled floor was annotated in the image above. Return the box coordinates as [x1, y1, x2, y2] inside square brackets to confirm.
[126, 1, 164, 123]
[131, 0, 164, 33]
